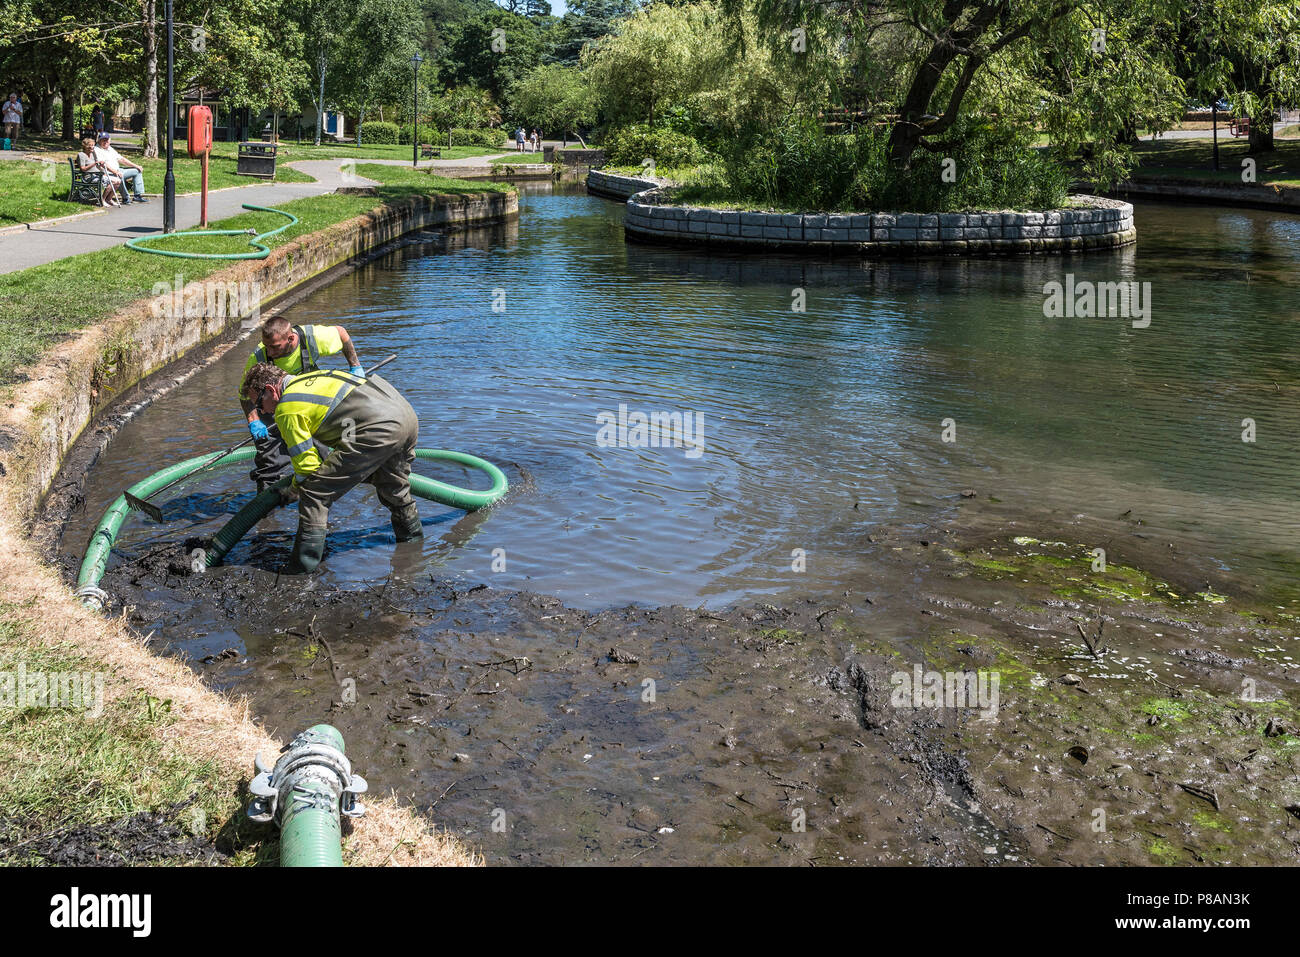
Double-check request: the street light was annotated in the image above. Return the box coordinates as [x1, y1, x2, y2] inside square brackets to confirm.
[411, 52, 424, 168]
[164, 0, 175, 232]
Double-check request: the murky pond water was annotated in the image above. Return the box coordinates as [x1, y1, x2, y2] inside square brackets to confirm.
[57, 184, 1300, 864]
[65, 186, 1300, 605]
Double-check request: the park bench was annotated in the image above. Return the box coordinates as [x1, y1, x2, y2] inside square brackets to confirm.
[67, 156, 109, 205]
[1229, 116, 1250, 138]
[420, 144, 442, 159]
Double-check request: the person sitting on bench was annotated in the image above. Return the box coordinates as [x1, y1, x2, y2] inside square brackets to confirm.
[76, 137, 122, 207]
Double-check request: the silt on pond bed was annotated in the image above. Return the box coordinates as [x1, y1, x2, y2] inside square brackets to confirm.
[73, 500, 1300, 866]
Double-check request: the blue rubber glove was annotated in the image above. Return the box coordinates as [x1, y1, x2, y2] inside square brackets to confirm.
[350, 365, 365, 377]
[248, 419, 269, 440]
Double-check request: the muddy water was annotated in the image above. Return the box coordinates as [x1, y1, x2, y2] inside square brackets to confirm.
[56, 184, 1300, 864]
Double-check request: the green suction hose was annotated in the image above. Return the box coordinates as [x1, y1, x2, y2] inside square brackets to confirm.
[77, 447, 509, 602]
[202, 448, 508, 568]
[75, 448, 257, 607]
[125, 203, 299, 259]
[248, 724, 368, 867]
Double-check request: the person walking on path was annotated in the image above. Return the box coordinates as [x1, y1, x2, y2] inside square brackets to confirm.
[90, 104, 104, 138]
[241, 361, 423, 573]
[515, 126, 525, 152]
[3, 94, 22, 143]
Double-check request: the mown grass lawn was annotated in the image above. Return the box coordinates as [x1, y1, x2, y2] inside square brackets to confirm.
[0, 152, 314, 227]
[0, 165, 512, 382]
[1129, 138, 1300, 188]
[1, 140, 510, 227]
[206, 141, 507, 163]
[490, 152, 545, 165]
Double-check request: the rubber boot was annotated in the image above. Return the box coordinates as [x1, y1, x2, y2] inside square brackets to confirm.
[286, 524, 328, 574]
[391, 503, 423, 542]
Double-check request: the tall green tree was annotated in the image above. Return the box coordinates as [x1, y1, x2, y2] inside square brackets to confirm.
[1182, 0, 1300, 152]
[508, 62, 594, 141]
[438, 7, 550, 100]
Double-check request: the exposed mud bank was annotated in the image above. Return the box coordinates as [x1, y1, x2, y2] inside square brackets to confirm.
[76, 489, 1300, 866]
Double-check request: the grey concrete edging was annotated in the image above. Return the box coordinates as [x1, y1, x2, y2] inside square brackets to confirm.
[0, 187, 518, 527]
[1113, 177, 1300, 213]
[586, 170, 661, 200]
[619, 185, 1135, 256]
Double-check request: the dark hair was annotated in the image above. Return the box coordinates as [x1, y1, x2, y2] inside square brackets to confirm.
[242, 362, 285, 402]
[261, 316, 292, 338]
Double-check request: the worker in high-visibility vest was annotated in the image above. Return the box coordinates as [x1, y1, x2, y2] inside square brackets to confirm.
[241, 360, 422, 573]
[237, 317, 365, 491]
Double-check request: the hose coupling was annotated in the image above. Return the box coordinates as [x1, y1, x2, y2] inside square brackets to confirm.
[74, 585, 110, 611]
[248, 724, 368, 826]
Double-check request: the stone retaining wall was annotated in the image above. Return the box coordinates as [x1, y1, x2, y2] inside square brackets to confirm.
[585, 169, 659, 200]
[1115, 177, 1300, 213]
[622, 187, 1135, 255]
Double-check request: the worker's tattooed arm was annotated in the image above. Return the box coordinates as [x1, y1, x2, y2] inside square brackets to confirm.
[337, 326, 360, 368]
[240, 398, 259, 424]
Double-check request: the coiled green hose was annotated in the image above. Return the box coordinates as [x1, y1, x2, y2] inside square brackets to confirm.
[76, 448, 258, 600]
[77, 447, 509, 601]
[125, 203, 299, 259]
[203, 449, 508, 567]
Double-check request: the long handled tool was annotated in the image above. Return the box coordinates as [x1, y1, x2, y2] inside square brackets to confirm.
[123, 355, 397, 523]
[124, 434, 260, 523]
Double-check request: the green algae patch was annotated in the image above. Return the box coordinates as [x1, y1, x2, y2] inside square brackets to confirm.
[918, 629, 1041, 693]
[1148, 837, 1182, 863]
[1192, 810, 1232, 833]
[945, 541, 1226, 609]
[1142, 697, 1192, 724]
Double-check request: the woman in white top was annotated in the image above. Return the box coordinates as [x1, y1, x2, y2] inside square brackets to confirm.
[77, 136, 122, 206]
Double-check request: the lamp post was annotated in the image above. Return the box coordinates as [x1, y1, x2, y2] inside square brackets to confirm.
[411, 52, 423, 167]
[1211, 94, 1220, 172]
[163, 0, 175, 232]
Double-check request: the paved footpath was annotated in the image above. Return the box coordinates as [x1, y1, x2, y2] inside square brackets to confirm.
[0, 153, 515, 276]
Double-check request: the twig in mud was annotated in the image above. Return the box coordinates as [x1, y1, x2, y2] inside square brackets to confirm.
[473, 656, 533, 675]
[1146, 672, 1183, 697]
[429, 780, 458, 810]
[1035, 822, 1076, 842]
[1178, 782, 1220, 810]
[444, 670, 491, 710]
[315, 636, 341, 686]
[763, 769, 816, 792]
[496, 739, 537, 767]
[1075, 618, 1106, 659]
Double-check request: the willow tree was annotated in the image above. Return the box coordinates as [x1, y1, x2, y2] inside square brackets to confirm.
[1181, 0, 1300, 152]
[508, 64, 594, 144]
[724, 0, 1188, 182]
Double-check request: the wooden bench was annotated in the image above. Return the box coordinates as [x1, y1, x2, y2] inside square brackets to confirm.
[420, 144, 442, 159]
[67, 156, 109, 205]
[1229, 116, 1251, 138]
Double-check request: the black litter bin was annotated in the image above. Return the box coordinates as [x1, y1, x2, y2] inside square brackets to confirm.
[237, 141, 278, 178]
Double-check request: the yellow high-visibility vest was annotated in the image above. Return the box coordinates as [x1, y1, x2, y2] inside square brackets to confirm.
[272, 369, 364, 481]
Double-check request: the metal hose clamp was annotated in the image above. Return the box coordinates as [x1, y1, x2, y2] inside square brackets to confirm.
[248, 729, 368, 824]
